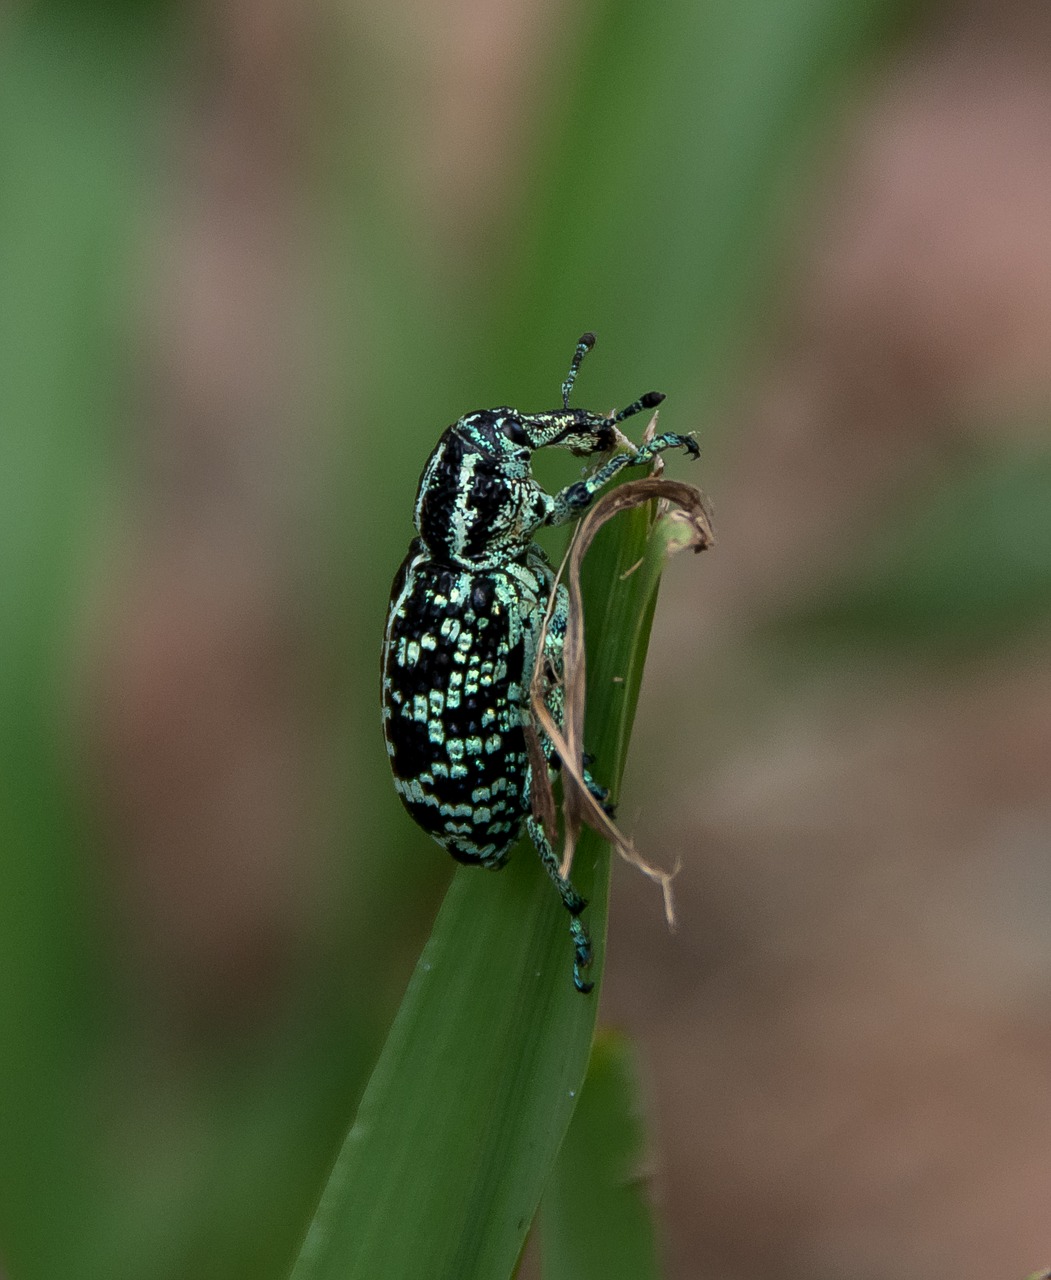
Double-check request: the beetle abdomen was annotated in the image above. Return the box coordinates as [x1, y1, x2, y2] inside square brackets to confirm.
[381, 547, 540, 862]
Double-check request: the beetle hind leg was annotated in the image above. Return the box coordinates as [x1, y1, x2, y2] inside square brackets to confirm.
[525, 813, 594, 994]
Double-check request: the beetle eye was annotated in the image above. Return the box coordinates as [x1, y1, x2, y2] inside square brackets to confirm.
[500, 417, 529, 446]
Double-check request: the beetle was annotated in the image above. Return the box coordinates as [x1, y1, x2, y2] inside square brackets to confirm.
[381, 333, 698, 992]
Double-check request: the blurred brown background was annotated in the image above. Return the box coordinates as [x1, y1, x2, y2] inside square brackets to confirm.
[623, 2, 1051, 1273]
[4, 0, 1051, 1276]
[107, 0, 1051, 1275]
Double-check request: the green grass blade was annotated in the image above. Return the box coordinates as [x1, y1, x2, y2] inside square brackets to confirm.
[290, 491, 700, 1280]
[540, 1030, 662, 1280]
[292, 851, 608, 1280]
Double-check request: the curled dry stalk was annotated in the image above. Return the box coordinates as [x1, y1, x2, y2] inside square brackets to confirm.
[529, 454, 714, 928]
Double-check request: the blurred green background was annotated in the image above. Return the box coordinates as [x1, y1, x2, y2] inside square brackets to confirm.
[4, 0, 1051, 1277]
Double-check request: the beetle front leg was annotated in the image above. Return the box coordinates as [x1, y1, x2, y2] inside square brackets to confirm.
[547, 431, 698, 525]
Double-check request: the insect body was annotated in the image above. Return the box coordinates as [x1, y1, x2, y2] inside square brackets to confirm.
[381, 333, 698, 992]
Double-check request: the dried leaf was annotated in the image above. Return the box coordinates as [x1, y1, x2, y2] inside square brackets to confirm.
[529, 468, 714, 926]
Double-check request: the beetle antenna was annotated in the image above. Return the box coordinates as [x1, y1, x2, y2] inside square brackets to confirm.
[614, 390, 665, 423]
[561, 332, 596, 408]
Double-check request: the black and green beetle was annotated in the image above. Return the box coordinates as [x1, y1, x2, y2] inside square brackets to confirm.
[381, 334, 697, 992]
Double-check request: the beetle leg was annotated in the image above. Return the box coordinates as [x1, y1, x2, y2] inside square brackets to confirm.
[525, 811, 593, 994]
[547, 431, 698, 525]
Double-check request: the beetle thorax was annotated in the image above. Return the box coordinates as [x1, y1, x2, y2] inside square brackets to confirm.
[413, 417, 550, 568]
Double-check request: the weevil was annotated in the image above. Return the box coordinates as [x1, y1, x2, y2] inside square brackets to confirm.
[381, 333, 697, 992]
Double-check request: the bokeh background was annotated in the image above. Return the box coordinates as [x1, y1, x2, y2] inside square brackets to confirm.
[3, 0, 1051, 1276]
